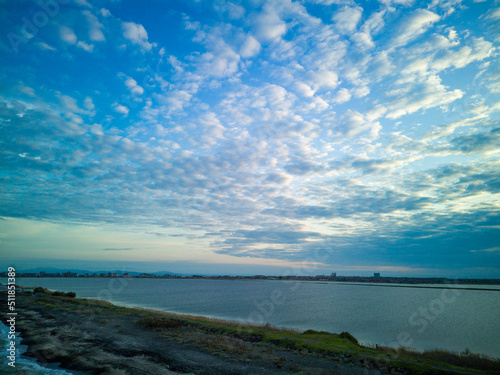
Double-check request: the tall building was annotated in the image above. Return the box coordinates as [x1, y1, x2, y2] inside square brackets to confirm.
[374, 272, 381, 278]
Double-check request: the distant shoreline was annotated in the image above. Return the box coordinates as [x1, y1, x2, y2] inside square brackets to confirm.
[3, 276, 500, 292]
[2, 271, 500, 287]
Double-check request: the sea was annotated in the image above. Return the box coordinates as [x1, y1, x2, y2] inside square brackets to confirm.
[1, 277, 499, 373]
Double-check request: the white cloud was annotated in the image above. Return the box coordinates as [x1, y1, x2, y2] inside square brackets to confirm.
[379, 0, 415, 5]
[386, 75, 464, 119]
[390, 9, 440, 49]
[113, 103, 129, 115]
[60, 25, 77, 45]
[60, 95, 81, 114]
[254, 7, 287, 42]
[308, 70, 339, 91]
[17, 84, 35, 97]
[226, 3, 245, 19]
[304, 0, 353, 4]
[295, 82, 316, 97]
[83, 10, 105, 42]
[336, 110, 382, 141]
[352, 9, 388, 49]
[73, 0, 91, 7]
[77, 41, 94, 52]
[100, 8, 111, 17]
[156, 90, 192, 114]
[38, 42, 56, 51]
[333, 88, 352, 103]
[431, 38, 494, 71]
[197, 40, 241, 78]
[125, 77, 144, 95]
[484, 7, 500, 21]
[332, 6, 363, 35]
[122, 22, 153, 51]
[240, 35, 261, 58]
[84, 97, 94, 111]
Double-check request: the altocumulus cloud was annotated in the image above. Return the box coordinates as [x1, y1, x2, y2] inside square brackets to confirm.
[0, 0, 499, 277]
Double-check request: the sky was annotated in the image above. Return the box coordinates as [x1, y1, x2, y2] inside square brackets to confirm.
[0, 0, 499, 277]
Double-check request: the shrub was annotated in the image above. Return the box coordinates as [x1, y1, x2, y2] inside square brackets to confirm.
[137, 317, 184, 330]
[339, 331, 359, 345]
[303, 329, 319, 335]
[33, 287, 49, 294]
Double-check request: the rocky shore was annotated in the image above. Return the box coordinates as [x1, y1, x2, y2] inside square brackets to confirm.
[1, 290, 497, 375]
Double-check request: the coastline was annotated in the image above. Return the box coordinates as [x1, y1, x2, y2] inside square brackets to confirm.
[1, 289, 498, 375]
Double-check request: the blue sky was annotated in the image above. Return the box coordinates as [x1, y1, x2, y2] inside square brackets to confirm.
[0, 0, 499, 277]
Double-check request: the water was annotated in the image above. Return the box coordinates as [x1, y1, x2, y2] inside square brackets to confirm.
[0, 321, 73, 374]
[7, 277, 500, 358]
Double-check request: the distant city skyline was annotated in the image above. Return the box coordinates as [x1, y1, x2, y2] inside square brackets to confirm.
[1, 0, 499, 278]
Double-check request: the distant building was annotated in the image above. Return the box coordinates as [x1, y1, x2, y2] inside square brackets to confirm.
[374, 272, 381, 278]
[331, 272, 336, 277]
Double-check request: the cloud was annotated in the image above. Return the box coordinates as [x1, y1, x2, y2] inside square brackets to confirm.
[336, 110, 382, 141]
[100, 8, 111, 17]
[333, 88, 352, 103]
[449, 128, 500, 155]
[198, 42, 240, 78]
[332, 6, 363, 34]
[60, 25, 77, 45]
[253, 6, 287, 42]
[470, 247, 500, 253]
[379, 0, 415, 5]
[17, 84, 35, 97]
[386, 75, 463, 119]
[484, 7, 500, 21]
[38, 42, 57, 51]
[431, 38, 494, 71]
[84, 97, 95, 112]
[390, 9, 440, 49]
[77, 41, 94, 52]
[0, 0, 498, 277]
[102, 248, 134, 251]
[125, 77, 144, 95]
[122, 22, 153, 51]
[352, 9, 387, 49]
[240, 35, 261, 58]
[113, 103, 129, 115]
[83, 10, 105, 42]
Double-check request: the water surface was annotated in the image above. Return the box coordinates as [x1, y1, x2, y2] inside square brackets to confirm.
[9, 277, 500, 358]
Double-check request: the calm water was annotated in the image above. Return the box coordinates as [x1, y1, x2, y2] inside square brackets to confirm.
[7, 278, 500, 358]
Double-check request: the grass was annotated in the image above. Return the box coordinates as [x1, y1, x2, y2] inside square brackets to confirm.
[135, 314, 500, 374]
[371, 345, 500, 373]
[33, 287, 76, 298]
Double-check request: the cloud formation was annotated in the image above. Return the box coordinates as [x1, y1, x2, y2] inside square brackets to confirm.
[0, 0, 498, 277]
